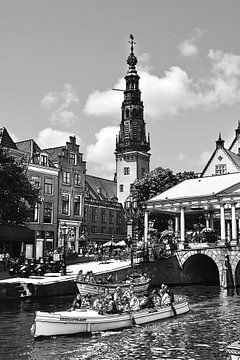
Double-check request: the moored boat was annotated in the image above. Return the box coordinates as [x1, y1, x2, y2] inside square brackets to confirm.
[226, 341, 240, 359]
[31, 295, 190, 339]
[75, 277, 150, 296]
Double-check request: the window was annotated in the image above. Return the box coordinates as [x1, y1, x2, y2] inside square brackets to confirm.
[74, 173, 82, 186]
[119, 184, 124, 192]
[215, 164, 227, 175]
[62, 194, 70, 215]
[116, 211, 122, 225]
[124, 167, 130, 175]
[101, 227, 106, 234]
[69, 152, 76, 165]
[101, 209, 107, 223]
[43, 202, 53, 223]
[63, 171, 70, 184]
[91, 207, 97, 222]
[40, 154, 48, 166]
[30, 204, 39, 222]
[126, 109, 130, 118]
[73, 195, 81, 216]
[130, 183, 134, 192]
[84, 206, 88, 221]
[141, 168, 145, 176]
[91, 226, 97, 233]
[46, 231, 54, 251]
[44, 178, 53, 195]
[109, 210, 114, 224]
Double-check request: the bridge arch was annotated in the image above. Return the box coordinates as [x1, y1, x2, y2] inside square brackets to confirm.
[179, 249, 222, 285]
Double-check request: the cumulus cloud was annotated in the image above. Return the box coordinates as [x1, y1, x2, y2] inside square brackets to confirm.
[83, 48, 240, 120]
[41, 84, 79, 126]
[86, 126, 119, 179]
[178, 28, 203, 57]
[36, 127, 81, 149]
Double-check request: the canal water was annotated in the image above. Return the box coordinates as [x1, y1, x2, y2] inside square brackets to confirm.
[0, 285, 240, 360]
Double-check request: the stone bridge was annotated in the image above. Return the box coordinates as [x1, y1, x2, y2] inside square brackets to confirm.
[175, 245, 240, 288]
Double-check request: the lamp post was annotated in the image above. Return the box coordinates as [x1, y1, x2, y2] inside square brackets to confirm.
[60, 222, 68, 276]
[124, 194, 138, 268]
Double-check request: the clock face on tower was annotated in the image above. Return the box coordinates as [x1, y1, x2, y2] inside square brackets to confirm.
[125, 92, 131, 100]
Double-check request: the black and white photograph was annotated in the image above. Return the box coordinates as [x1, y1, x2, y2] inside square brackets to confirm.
[1, 1, 240, 359]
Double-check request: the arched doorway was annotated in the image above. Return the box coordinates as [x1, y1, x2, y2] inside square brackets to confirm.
[182, 254, 219, 285]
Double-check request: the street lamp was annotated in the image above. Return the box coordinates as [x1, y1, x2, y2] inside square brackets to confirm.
[124, 194, 138, 268]
[60, 222, 68, 276]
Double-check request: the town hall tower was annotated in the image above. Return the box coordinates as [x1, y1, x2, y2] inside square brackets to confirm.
[115, 35, 151, 204]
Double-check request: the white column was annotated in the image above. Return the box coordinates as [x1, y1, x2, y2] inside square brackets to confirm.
[174, 215, 179, 235]
[179, 207, 185, 249]
[210, 213, 214, 229]
[205, 214, 210, 228]
[144, 211, 149, 247]
[220, 203, 226, 243]
[231, 202, 237, 243]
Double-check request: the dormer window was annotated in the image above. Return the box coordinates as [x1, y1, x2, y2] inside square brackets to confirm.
[40, 154, 48, 166]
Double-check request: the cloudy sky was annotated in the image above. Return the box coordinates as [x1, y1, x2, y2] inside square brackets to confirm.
[1, 0, 240, 179]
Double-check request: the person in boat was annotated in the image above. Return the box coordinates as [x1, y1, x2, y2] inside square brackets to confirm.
[93, 295, 104, 313]
[105, 294, 118, 314]
[113, 286, 123, 312]
[129, 290, 140, 311]
[139, 291, 155, 309]
[139, 273, 149, 282]
[123, 284, 134, 300]
[161, 285, 171, 305]
[82, 293, 92, 308]
[163, 286, 177, 316]
[71, 292, 82, 310]
[152, 289, 161, 307]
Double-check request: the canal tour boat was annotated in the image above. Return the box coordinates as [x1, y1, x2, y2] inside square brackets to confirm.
[75, 277, 151, 296]
[31, 295, 190, 339]
[226, 341, 240, 359]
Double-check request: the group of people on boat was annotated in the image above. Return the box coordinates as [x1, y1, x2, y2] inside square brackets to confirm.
[77, 270, 149, 285]
[71, 283, 175, 315]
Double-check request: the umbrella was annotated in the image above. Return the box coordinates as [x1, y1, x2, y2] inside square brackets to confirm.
[102, 240, 115, 247]
[115, 240, 127, 247]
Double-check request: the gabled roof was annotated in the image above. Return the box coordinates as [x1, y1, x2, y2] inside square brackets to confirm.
[0, 127, 17, 149]
[43, 146, 63, 163]
[16, 139, 41, 154]
[201, 146, 240, 176]
[86, 174, 117, 201]
[147, 172, 240, 203]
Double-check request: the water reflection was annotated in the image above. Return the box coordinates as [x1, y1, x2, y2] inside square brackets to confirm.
[0, 286, 239, 359]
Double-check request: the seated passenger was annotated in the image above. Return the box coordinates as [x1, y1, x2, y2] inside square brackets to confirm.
[82, 293, 92, 308]
[161, 286, 171, 305]
[123, 284, 134, 300]
[129, 291, 140, 311]
[71, 292, 82, 310]
[152, 289, 161, 307]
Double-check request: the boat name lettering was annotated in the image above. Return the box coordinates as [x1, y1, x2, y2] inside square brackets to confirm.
[60, 317, 86, 322]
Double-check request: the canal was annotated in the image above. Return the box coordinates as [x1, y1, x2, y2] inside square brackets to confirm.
[0, 285, 240, 360]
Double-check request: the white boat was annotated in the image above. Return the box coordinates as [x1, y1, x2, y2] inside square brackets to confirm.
[31, 295, 190, 339]
[75, 278, 150, 296]
[226, 341, 240, 359]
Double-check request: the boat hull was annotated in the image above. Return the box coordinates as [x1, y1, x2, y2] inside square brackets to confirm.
[75, 279, 150, 296]
[32, 297, 190, 338]
[226, 341, 240, 360]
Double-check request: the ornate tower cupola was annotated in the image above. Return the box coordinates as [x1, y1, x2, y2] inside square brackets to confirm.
[116, 34, 150, 154]
[115, 35, 151, 205]
[216, 133, 225, 148]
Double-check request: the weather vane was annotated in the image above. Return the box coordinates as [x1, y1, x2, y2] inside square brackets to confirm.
[129, 34, 136, 53]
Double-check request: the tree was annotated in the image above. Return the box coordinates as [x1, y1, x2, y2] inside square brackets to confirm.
[0, 147, 40, 224]
[132, 167, 197, 235]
